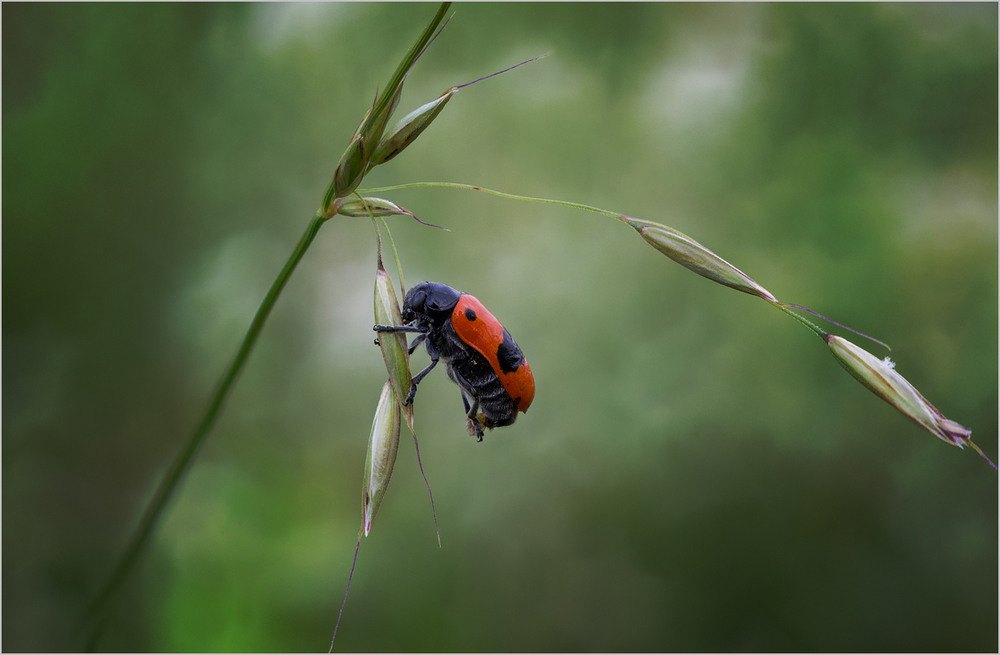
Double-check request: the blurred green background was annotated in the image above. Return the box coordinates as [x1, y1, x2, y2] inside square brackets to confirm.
[3, 3, 997, 652]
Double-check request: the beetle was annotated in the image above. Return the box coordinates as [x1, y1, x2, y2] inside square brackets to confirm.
[374, 281, 534, 440]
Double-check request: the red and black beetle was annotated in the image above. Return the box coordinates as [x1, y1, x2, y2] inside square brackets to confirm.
[374, 281, 534, 440]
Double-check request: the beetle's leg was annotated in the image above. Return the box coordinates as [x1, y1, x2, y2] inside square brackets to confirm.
[404, 363, 433, 405]
[373, 323, 429, 355]
[460, 390, 480, 420]
[455, 387, 485, 441]
[403, 338, 440, 405]
[449, 374, 483, 424]
[373, 323, 426, 335]
[446, 367, 476, 412]
[442, 364, 487, 441]
[408, 359, 437, 397]
[466, 419, 485, 441]
[406, 332, 427, 355]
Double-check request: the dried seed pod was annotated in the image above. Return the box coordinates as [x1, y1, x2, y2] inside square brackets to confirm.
[332, 135, 367, 199]
[827, 335, 977, 449]
[337, 197, 411, 218]
[370, 88, 456, 166]
[365, 54, 547, 169]
[373, 261, 412, 420]
[362, 380, 401, 536]
[622, 216, 777, 302]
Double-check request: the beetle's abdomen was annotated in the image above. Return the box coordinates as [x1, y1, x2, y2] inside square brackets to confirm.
[433, 322, 519, 425]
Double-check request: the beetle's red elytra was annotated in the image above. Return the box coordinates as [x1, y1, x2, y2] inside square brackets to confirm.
[451, 293, 535, 412]
[374, 281, 534, 440]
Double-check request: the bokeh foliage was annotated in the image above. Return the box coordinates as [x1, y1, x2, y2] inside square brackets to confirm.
[3, 3, 996, 652]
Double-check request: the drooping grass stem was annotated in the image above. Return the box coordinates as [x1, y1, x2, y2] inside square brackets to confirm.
[362, 181, 625, 220]
[362, 181, 829, 331]
[772, 302, 827, 340]
[84, 211, 330, 649]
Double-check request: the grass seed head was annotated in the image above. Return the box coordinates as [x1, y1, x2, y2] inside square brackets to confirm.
[370, 88, 456, 166]
[362, 380, 401, 536]
[333, 135, 368, 199]
[374, 263, 412, 409]
[338, 197, 410, 218]
[827, 335, 974, 449]
[366, 83, 404, 147]
[623, 216, 777, 302]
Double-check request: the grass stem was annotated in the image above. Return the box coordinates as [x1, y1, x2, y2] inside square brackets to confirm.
[360, 181, 625, 220]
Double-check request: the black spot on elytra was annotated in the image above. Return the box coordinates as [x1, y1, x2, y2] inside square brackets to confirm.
[464, 307, 477, 321]
[496, 330, 523, 373]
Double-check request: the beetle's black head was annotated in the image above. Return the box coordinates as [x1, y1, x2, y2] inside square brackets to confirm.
[402, 281, 462, 326]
